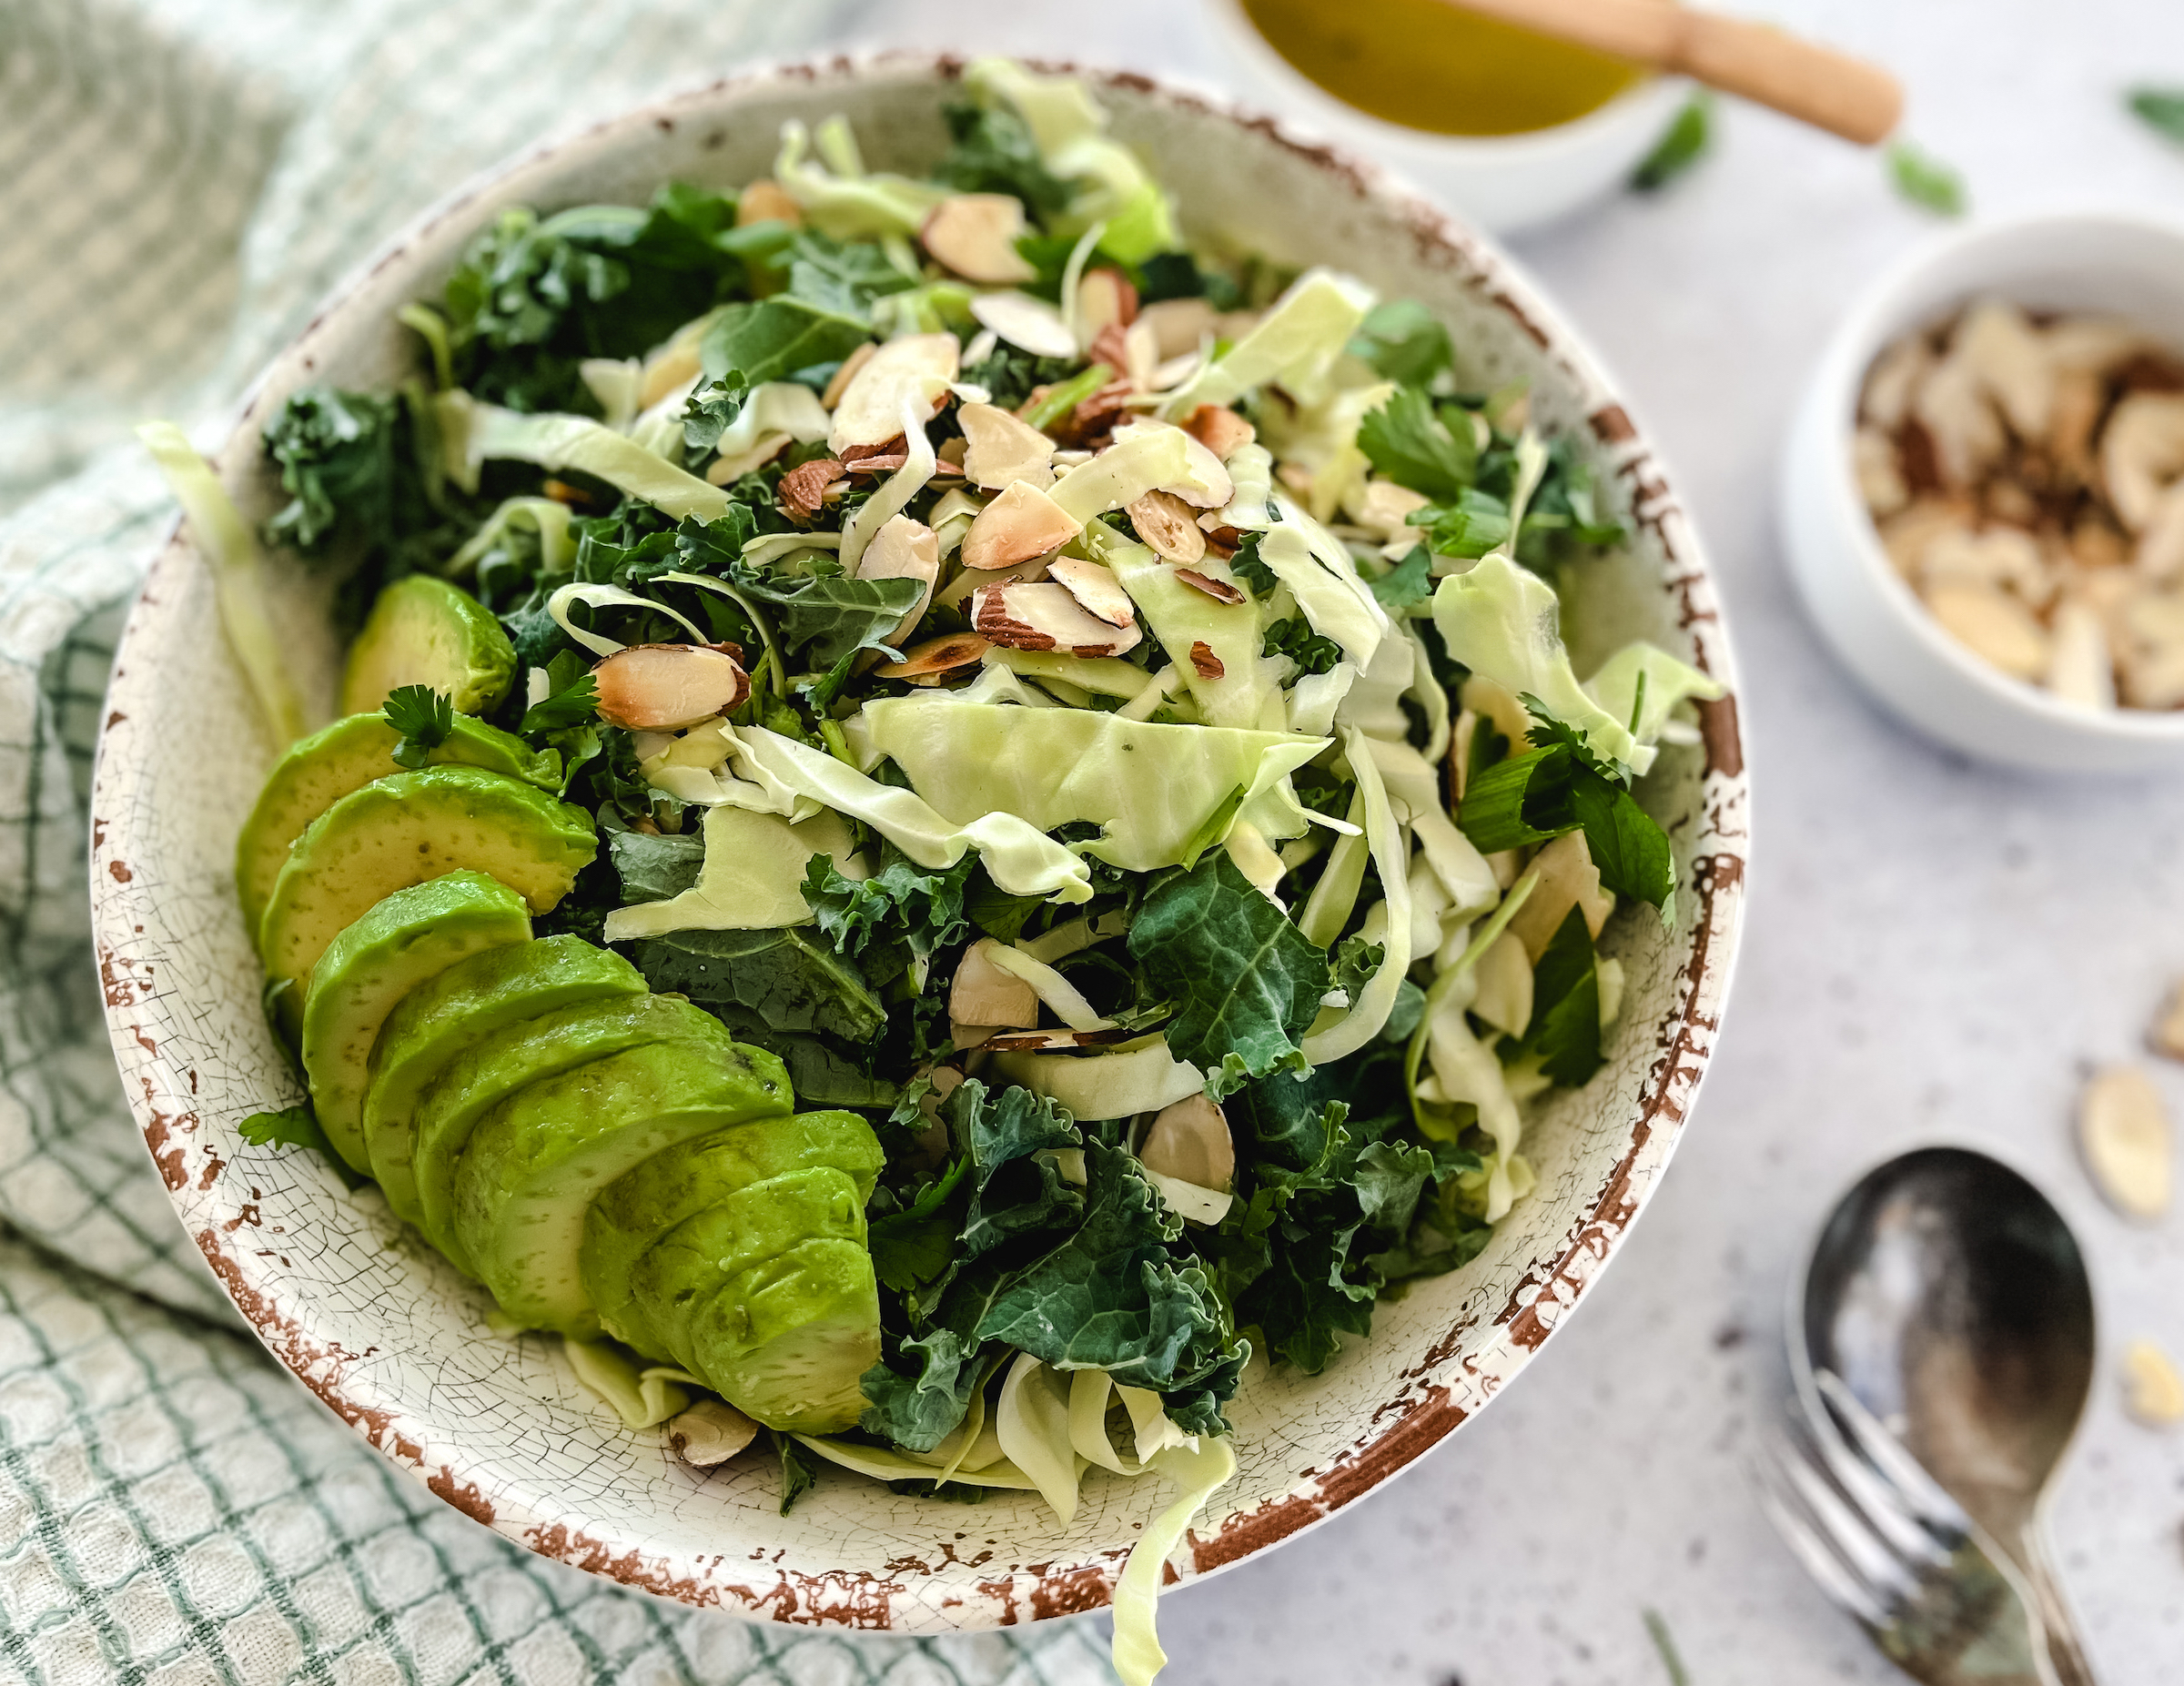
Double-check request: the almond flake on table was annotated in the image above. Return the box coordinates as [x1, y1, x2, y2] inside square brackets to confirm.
[2121, 1339, 2184, 1429]
[2076, 1064, 2172, 1219]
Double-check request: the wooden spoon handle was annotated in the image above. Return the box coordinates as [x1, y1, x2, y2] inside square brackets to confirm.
[1437, 0, 1904, 146]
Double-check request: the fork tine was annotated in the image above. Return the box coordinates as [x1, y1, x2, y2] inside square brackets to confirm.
[1765, 1428, 1925, 1608]
[1753, 1448, 1894, 1628]
[1798, 1389, 1956, 1567]
[1815, 1368, 1971, 1534]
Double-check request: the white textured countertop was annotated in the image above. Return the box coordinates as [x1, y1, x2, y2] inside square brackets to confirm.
[847, 1, 2184, 1679]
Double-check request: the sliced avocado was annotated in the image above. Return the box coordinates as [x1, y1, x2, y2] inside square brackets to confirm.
[235, 712, 561, 932]
[686, 1237, 881, 1433]
[411, 994, 724, 1276]
[581, 1108, 883, 1349]
[602, 1165, 865, 1364]
[451, 1036, 794, 1338]
[362, 936, 646, 1226]
[258, 765, 595, 1013]
[298, 873, 531, 1171]
[341, 575, 516, 717]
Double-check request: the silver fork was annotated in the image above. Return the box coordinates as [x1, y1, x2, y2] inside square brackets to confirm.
[1754, 1375, 2056, 1686]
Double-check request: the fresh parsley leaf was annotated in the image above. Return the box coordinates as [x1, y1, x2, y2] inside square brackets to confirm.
[775, 1430, 817, 1515]
[238, 1104, 323, 1150]
[1262, 613, 1343, 675]
[1632, 92, 1714, 192]
[1509, 906, 1602, 1087]
[1350, 299, 1454, 388]
[2130, 86, 2184, 146]
[1459, 718, 1676, 914]
[1457, 745, 1576, 853]
[518, 670, 600, 734]
[382, 685, 453, 770]
[1358, 386, 1478, 501]
[1569, 773, 1676, 918]
[1128, 851, 1333, 1093]
[1415, 488, 1511, 560]
[1370, 545, 1433, 612]
[1886, 140, 1968, 217]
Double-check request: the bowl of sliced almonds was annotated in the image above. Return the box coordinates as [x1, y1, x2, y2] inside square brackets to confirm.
[1783, 210, 2184, 772]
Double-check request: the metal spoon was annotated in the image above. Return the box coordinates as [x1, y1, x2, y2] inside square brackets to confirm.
[1793, 1146, 2098, 1686]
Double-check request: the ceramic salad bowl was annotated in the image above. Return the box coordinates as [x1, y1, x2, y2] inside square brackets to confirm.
[88, 56, 1749, 1631]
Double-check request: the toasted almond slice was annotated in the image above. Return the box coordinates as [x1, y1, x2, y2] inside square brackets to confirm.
[1124, 318, 1160, 389]
[1086, 321, 1131, 383]
[1140, 1093, 1234, 1192]
[592, 643, 749, 732]
[969, 290, 1077, 360]
[953, 937, 1040, 1028]
[961, 480, 1082, 570]
[1924, 582, 2050, 681]
[959, 401, 1057, 491]
[921, 194, 1038, 285]
[2047, 600, 2116, 709]
[1047, 554, 1136, 628]
[982, 1027, 1135, 1052]
[1188, 640, 1225, 679]
[1176, 568, 1245, 606]
[2150, 981, 2184, 1062]
[2105, 393, 2184, 533]
[974, 582, 1144, 657]
[668, 1398, 760, 1467]
[778, 457, 844, 523]
[856, 515, 941, 645]
[1128, 490, 1208, 564]
[821, 340, 877, 410]
[827, 333, 958, 453]
[1138, 298, 1216, 362]
[878, 631, 991, 681]
[2123, 1339, 2184, 1428]
[2078, 1065, 2172, 1219]
[1077, 268, 1138, 348]
[937, 436, 968, 469]
[736, 179, 803, 228]
[1180, 403, 1257, 460]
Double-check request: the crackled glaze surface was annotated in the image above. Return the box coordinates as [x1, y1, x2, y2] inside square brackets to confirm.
[88, 57, 1748, 1632]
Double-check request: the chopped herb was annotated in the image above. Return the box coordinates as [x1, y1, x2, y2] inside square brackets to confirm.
[1886, 140, 1968, 217]
[1632, 92, 1714, 193]
[2128, 86, 2184, 146]
[381, 685, 453, 770]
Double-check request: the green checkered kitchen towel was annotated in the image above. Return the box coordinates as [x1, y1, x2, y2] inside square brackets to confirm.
[0, 4, 1117, 1681]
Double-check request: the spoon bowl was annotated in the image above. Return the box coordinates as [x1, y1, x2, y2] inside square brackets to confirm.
[1795, 1146, 2098, 1681]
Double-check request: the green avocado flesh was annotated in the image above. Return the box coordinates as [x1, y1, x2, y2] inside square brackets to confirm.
[411, 994, 729, 1277]
[257, 765, 595, 1009]
[623, 1167, 866, 1374]
[451, 1036, 794, 1338]
[360, 936, 646, 1226]
[234, 712, 560, 932]
[687, 1237, 881, 1433]
[340, 574, 516, 717]
[581, 1110, 883, 1356]
[298, 873, 531, 1172]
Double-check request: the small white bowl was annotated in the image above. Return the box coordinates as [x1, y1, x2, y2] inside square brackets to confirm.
[1204, 0, 1687, 236]
[1780, 210, 2184, 774]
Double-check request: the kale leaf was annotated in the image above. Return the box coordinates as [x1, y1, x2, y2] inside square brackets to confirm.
[934, 98, 1074, 216]
[628, 926, 886, 1042]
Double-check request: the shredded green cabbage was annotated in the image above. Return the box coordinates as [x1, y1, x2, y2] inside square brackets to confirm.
[1110, 1435, 1238, 1686]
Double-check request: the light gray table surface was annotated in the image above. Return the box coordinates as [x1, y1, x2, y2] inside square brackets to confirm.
[841, 2, 2184, 1681]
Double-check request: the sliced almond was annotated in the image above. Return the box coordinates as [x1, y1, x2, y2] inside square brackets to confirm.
[1139, 1093, 1234, 1192]
[1180, 403, 1257, 460]
[2149, 982, 2184, 1062]
[877, 631, 990, 681]
[2046, 599, 2116, 709]
[668, 1398, 760, 1467]
[973, 582, 1143, 658]
[1956, 298, 2055, 440]
[936, 435, 968, 469]
[982, 1027, 1134, 1052]
[1176, 568, 1246, 606]
[1859, 334, 1932, 432]
[1077, 268, 1138, 348]
[736, 179, 803, 229]
[953, 937, 1039, 1027]
[969, 290, 1077, 361]
[2122, 1339, 2184, 1428]
[2104, 394, 2184, 532]
[921, 194, 1037, 285]
[1924, 582, 2050, 681]
[1127, 490, 1207, 564]
[960, 480, 1082, 570]
[1046, 555, 1135, 628]
[821, 340, 877, 411]
[1086, 321, 1131, 384]
[592, 643, 749, 732]
[856, 515, 941, 645]
[1920, 527, 2051, 606]
[959, 401, 1057, 491]
[1854, 426, 1909, 518]
[778, 457, 844, 523]
[1188, 640, 1225, 679]
[2078, 1065, 2171, 1220]
[2116, 590, 2184, 707]
[1348, 478, 1431, 540]
[1914, 353, 2007, 488]
[1139, 298, 1216, 362]
[827, 333, 959, 454]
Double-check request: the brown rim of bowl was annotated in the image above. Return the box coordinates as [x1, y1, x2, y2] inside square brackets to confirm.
[92, 51, 1749, 1627]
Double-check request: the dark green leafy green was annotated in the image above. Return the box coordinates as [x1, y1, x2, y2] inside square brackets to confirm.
[1369, 545, 1433, 612]
[1350, 299, 1454, 387]
[673, 516, 925, 667]
[1413, 488, 1511, 560]
[934, 98, 1074, 216]
[607, 827, 704, 903]
[860, 1326, 988, 1452]
[802, 846, 977, 971]
[775, 1431, 817, 1515]
[1262, 614, 1343, 675]
[517, 669, 600, 734]
[1507, 906, 1602, 1087]
[1127, 852, 1332, 1092]
[628, 926, 886, 1042]
[381, 685, 452, 770]
[870, 1157, 972, 1292]
[699, 296, 873, 388]
[2130, 87, 2184, 145]
[681, 370, 748, 453]
[1631, 92, 1714, 192]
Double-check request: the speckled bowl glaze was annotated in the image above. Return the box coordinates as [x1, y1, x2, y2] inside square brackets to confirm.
[91, 56, 1748, 1632]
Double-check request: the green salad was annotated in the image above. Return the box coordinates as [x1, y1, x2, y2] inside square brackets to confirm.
[149, 59, 1722, 1681]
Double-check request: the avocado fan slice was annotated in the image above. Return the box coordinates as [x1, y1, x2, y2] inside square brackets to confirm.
[410, 993, 733, 1277]
[360, 935, 646, 1227]
[340, 574, 516, 717]
[298, 872, 531, 1172]
[235, 712, 559, 933]
[451, 1035, 794, 1339]
[257, 764, 595, 1017]
[685, 1237, 882, 1434]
